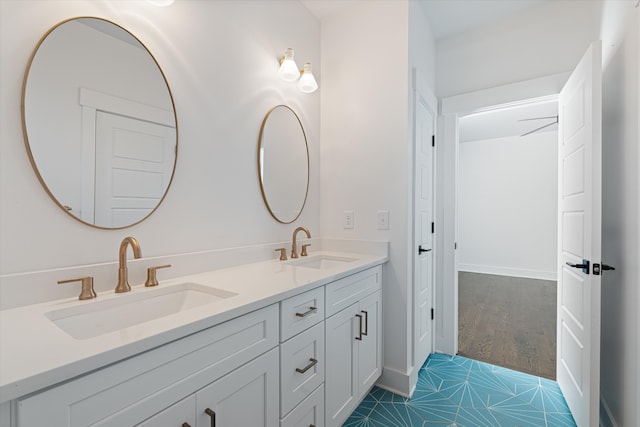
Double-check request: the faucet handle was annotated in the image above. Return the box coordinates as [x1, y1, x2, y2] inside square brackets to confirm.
[275, 248, 287, 261]
[145, 264, 172, 287]
[301, 244, 311, 257]
[58, 276, 96, 300]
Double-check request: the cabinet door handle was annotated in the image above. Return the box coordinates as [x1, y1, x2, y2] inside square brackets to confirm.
[205, 408, 216, 427]
[361, 310, 369, 336]
[182, 423, 192, 427]
[355, 314, 363, 340]
[295, 306, 317, 318]
[295, 357, 318, 373]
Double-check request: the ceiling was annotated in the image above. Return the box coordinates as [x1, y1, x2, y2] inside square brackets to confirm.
[300, 0, 552, 40]
[458, 100, 558, 143]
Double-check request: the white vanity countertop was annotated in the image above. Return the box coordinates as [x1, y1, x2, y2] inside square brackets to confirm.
[0, 250, 386, 403]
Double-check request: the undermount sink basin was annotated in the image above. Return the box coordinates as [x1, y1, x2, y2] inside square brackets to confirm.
[289, 255, 357, 270]
[45, 282, 237, 340]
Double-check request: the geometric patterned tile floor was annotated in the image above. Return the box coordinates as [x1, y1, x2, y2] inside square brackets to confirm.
[343, 353, 576, 427]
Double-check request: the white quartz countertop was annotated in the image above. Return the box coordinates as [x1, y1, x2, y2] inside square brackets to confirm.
[0, 250, 386, 403]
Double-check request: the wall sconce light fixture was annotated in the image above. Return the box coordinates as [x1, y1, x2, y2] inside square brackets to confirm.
[278, 48, 318, 93]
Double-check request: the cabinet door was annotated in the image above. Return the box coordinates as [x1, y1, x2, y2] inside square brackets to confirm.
[136, 395, 196, 427]
[357, 291, 382, 392]
[196, 347, 279, 427]
[324, 303, 358, 427]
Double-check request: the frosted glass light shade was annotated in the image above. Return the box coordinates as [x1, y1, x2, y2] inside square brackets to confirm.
[278, 48, 300, 82]
[298, 63, 318, 93]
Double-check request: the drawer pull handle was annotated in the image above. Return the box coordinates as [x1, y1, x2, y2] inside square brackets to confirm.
[182, 423, 192, 427]
[205, 408, 216, 427]
[361, 310, 369, 336]
[310, 425, 316, 427]
[296, 357, 318, 373]
[295, 306, 317, 318]
[355, 314, 363, 340]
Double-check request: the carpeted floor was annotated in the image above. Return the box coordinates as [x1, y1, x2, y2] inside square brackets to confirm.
[458, 272, 556, 380]
[343, 353, 575, 426]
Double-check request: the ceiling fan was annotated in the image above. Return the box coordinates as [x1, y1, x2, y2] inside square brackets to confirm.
[519, 115, 559, 137]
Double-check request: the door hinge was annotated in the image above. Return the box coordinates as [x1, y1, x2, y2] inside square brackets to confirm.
[431, 135, 435, 147]
[431, 308, 434, 320]
[431, 222, 434, 234]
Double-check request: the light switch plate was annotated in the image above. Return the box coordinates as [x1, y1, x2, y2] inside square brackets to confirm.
[377, 210, 389, 230]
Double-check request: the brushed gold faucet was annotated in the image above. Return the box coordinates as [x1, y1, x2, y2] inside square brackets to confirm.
[115, 237, 142, 293]
[291, 226, 311, 259]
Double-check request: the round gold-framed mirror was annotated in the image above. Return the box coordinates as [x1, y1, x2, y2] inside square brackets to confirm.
[258, 105, 309, 224]
[22, 17, 178, 229]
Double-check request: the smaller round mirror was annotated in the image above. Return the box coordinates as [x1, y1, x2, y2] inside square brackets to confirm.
[258, 105, 309, 224]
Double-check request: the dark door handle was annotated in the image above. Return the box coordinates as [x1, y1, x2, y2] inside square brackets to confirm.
[205, 408, 216, 427]
[602, 264, 615, 271]
[566, 259, 590, 274]
[418, 245, 431, 254]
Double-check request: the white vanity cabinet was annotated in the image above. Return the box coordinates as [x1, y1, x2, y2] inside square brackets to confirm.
[324, 267, 382, 427]
[16, 304, 279, 427]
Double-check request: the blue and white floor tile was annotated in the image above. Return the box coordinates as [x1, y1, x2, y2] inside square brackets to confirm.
[343, 353, 576, 427]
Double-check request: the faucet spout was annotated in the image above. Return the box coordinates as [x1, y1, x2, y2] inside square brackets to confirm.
[291, 226, 311, 259]
[115, 237, 142, 293]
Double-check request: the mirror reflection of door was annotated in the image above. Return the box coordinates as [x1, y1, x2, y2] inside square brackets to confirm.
[94, 112, 176, 228]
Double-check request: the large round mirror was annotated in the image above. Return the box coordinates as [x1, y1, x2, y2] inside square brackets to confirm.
[258, 105, 309, 224]
[22, 17, 177, 229]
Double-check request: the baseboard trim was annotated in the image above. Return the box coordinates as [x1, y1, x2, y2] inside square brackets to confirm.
[376, 365, 418, 398]
[600, 394, 619, 427]
[457, 264, 557, 281]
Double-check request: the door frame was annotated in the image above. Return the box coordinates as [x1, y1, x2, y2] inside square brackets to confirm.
[436, 72, 570, 355]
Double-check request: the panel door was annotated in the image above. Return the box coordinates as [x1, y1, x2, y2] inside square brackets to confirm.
[94, 111, 176, 227]
[414, 91, 435, 367]
[357, 290, 382, 393]
[557, 41, 602, 427]
[325, 303, 358, 427]
[196, 348, 279, 427]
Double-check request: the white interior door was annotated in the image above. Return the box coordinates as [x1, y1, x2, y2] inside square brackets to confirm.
[414, 90, 435, 367]
[557, 40, 602, 427]
[94, 111, 176, 227]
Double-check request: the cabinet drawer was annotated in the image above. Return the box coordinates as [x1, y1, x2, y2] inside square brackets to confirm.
[280, 322, 325, 417]
[281, 384, 324, 427]
[280, 286, 324, 341]
[325, 266, 381, 317]
[17, 304, 278, 427]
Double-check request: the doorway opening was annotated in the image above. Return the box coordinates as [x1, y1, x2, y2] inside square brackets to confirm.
[455, 99, 559, 379]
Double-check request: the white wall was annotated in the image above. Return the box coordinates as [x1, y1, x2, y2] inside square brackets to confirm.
[457, 132, 558, 280]
[0, 0, 320, 274]
[320, 0, 435, 395]
[599, 4, 639, 427]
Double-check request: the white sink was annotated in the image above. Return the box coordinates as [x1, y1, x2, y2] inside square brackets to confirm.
[45, 282, 237, 340]
[289, 255, 357, 270]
